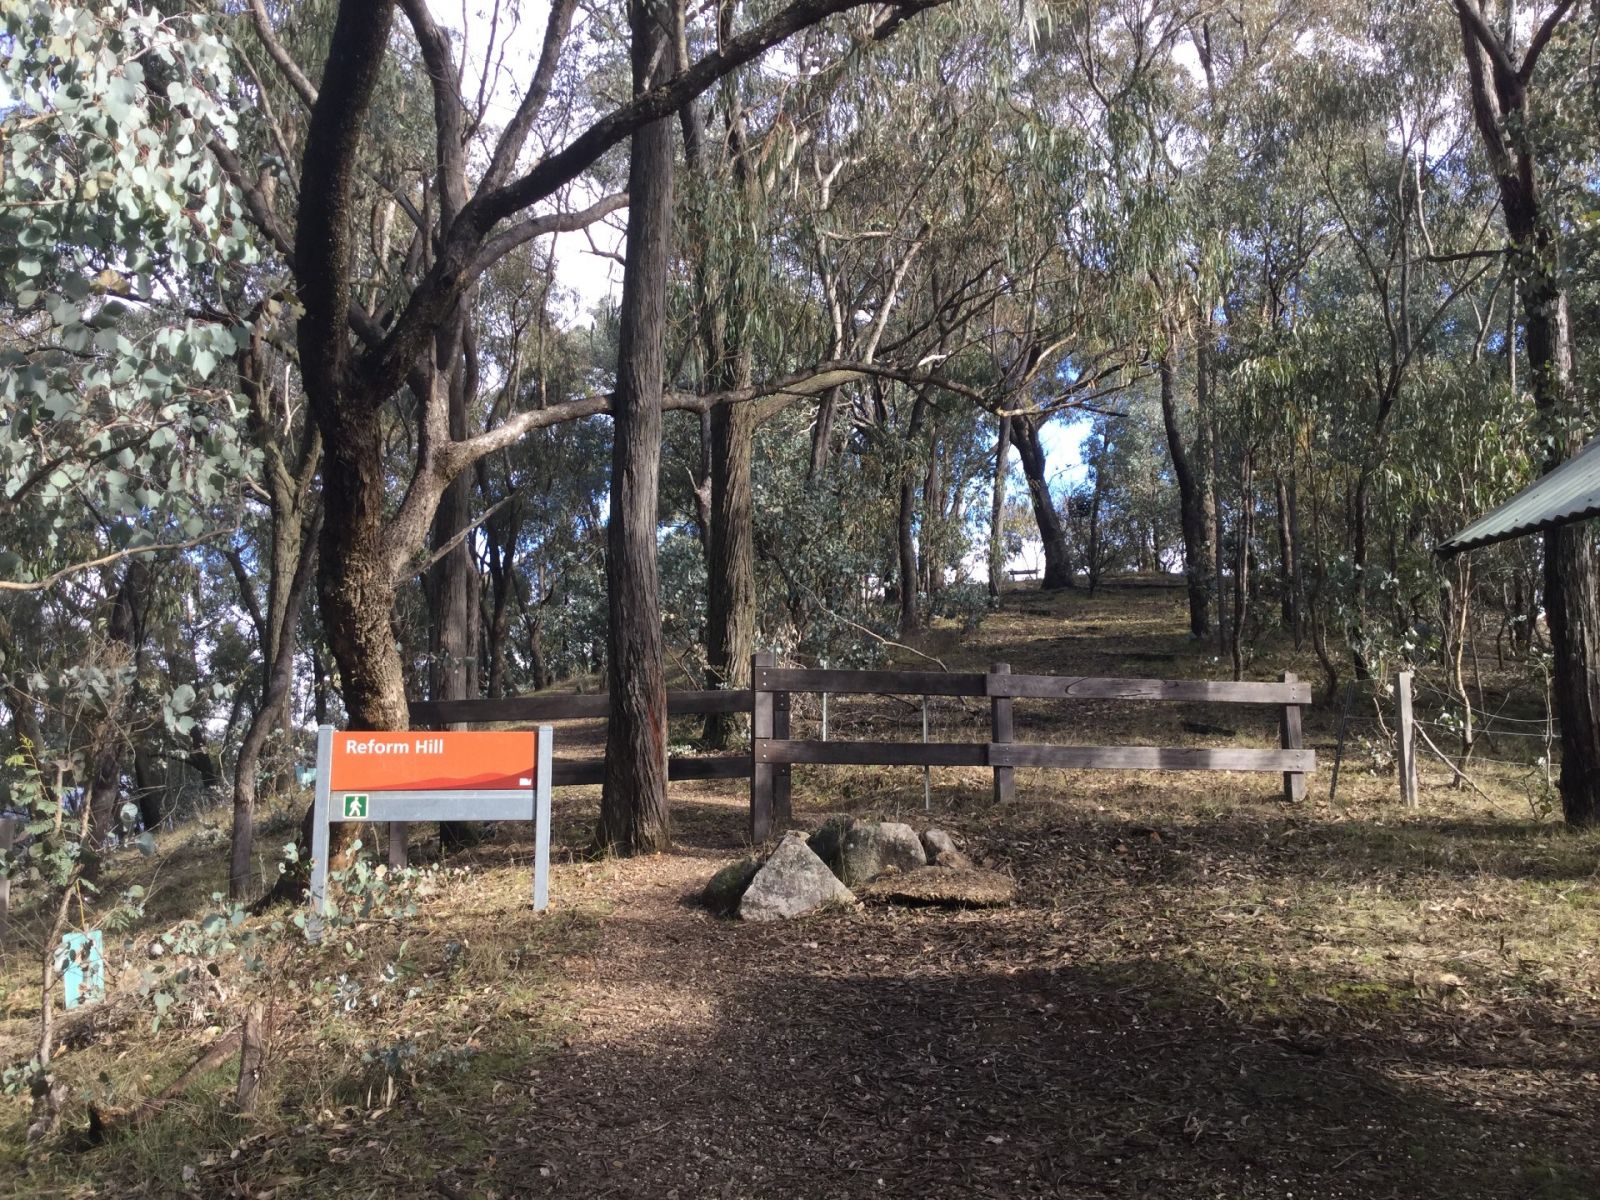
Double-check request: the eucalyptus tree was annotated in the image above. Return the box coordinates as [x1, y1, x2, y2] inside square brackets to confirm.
[225, 0, 953, 859]
[1, 1, 264, 858]
[1453, 0, 1600, 825]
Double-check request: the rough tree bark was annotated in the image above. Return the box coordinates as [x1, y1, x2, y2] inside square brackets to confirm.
[1456, 0, 1600, 825]
[703, 398, 757, 745]
[597, 0, 675, 854]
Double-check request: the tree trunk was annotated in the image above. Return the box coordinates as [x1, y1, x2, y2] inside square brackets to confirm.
[1157, 355, 1210, 636]
[897, 474, 920, 634]
[1197, 334, 1225, 654]
[428, 340, 481, 854]
[1086, 454, 1105, 596]
[597, 0, 674, 855]
[229, 511, 320, 900]
[1012, 414, 1073, 590]
[315, 414, 408, 871]
[922, 434, 943, 604]
[703, 397, 757, 747]
[1529, 284, 1600, 824]
[88, 559, 150, 851]
[1275, 470, 1299, 638]
[1455, 1, 1600, 824]
[809, 388, 839, 480]
[988, 414, 1011, 599]
[1230, 451, 1252, 681]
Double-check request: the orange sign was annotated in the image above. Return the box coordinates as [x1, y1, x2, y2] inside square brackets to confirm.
[327, 731, 538, 793]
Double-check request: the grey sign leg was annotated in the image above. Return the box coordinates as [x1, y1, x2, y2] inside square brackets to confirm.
[308, 725, 333, 938]
[533, 725, 553, 911]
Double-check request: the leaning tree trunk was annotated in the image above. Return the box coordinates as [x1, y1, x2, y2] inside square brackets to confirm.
[1157, 356, 1211, 637]
[597, 0, 674, 855]
[1012, 414, 1073, 590]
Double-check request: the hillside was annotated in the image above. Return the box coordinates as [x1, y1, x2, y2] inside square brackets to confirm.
[3, 582, 1598, 1199]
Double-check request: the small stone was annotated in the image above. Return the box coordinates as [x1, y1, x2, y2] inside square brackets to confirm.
[739, 833, 857, 921]
[920, 828, 975, 871]
[862, 866, 1017, 908]
[702, 857, 760, 917]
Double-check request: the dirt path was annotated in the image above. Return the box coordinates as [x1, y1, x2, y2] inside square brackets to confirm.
[457, 791, 1599, 1200]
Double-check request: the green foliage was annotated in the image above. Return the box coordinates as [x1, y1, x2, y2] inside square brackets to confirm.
[0, 0, 261, 575]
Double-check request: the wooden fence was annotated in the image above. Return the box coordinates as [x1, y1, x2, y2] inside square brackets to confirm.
[748, 655, 1313, 839]
[409, 655, 1314, 845]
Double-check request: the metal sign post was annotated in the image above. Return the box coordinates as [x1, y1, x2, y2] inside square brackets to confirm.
[309, 725, 554, 921]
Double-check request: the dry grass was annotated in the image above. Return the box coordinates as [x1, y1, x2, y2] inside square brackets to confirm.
[2, 580, 1598, 1198]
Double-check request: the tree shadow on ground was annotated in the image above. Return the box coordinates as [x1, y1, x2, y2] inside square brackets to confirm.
[465, 925, 1597, 1200]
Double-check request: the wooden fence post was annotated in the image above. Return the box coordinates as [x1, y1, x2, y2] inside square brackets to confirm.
[990, 662, 1015, 804]
[1395, 670, 1418, 808]
[1280, 670, 1306, 803]
[750, 652, 775, 843]
[773, 686, 791, 828]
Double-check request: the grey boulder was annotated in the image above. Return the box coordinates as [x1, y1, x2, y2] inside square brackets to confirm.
[738, 833, 857, 921]
[810, 819, 926, 887]
[702, 857, 760, 916]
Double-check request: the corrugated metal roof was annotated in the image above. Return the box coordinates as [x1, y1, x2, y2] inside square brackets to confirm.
[1438, 437, 1600, 556]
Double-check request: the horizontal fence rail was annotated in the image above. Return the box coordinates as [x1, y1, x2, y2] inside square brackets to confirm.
[404, 657, 1315, 848]
[748, 654, 1314, 840]
[411, 689, 751, 725]
[751, 665, 1311, 706]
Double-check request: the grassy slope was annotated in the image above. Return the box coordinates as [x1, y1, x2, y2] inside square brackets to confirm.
[2, 579, 1597, 1198]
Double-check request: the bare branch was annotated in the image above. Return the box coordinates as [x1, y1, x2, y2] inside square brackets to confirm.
[246, 0, 319, 109]
[469, 192, 630, 279]
[480, 0, 580, 194]
[0, 532, 232, 594]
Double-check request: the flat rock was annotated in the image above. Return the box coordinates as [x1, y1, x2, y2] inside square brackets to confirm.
[702, 857, 760, 917]
[739, 833, 857, 921]
[813, 819, 926, 887]
[862, 866, 1017, 908]
[920, 828, 974, 871]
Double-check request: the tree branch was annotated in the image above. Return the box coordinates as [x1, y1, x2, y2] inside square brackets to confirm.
[0, 531, 232, 594]
[468, 192, 630, 279]
[246, 0, 320, 109]
[480, 0, 580, 193]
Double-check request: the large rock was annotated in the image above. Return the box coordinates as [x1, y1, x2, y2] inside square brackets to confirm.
[862, 866, 1017, 908]
[811, 819, 926, 887]
[920, 828, 974, 871]
[738, 833, 857, 922]
[702, 857, 760, 917]
[806, 816, 854, 872]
